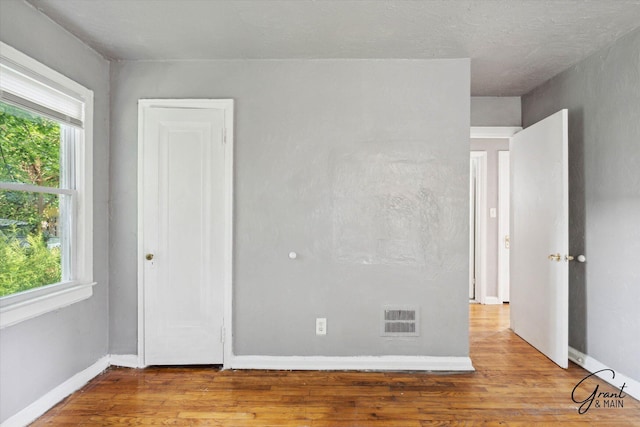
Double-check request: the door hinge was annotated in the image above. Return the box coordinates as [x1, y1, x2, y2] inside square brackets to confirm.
[221, 326, 225, 343]
[222, 128, 227, 145]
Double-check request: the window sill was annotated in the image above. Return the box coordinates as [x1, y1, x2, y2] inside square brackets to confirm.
[0, 281, 96, 329]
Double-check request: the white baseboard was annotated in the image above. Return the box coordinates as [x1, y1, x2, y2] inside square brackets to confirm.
[483, 296, 502, 305]
[1, 356, 109, 427]
[569, 347, 640, 401]
[228, 355, 474, 372]
[109, 354, 142, 368]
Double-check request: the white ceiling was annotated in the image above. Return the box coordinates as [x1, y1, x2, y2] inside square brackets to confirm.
[26, 0, 640, 96]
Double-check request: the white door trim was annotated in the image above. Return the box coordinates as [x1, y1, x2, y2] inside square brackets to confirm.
[470, 151, 487, 304]
[498, 150, 510, 303]
[470, 126, 522, 139]
[137, 99, 234, 368]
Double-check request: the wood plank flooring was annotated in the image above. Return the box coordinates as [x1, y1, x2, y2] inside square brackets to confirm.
[33, 304, 640, 426]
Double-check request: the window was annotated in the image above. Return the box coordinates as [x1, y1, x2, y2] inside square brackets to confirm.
[0, 42, 94, 328]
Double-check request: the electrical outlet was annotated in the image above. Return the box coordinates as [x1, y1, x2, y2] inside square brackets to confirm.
[316, 318, 327, 335]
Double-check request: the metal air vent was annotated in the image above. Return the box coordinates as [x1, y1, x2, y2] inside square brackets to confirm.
[381, 306, 419, 337]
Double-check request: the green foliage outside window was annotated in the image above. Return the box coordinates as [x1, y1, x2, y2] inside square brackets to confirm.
[0, 102, 63, 297]
[0, 232, 61, 296]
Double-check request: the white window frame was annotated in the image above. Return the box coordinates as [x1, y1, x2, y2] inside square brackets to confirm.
[0, 42, 94, 328]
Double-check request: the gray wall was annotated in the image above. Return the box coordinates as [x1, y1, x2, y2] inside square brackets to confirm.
[110, 59, 471, 357]
[470, 138, 509, 300]
[471, 96, 521, 127]
[0, 0, 110, 422]
[523, 28, 640, 383]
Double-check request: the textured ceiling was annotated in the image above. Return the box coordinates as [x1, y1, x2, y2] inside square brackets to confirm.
[25, 0, 640, 95]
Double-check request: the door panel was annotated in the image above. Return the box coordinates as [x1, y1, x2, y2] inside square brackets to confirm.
[510, 109, 569, 368]
[142, 106, 225, 365]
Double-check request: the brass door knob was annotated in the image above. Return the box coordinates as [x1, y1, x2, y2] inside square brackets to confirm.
[145, 253, 154, 261]
[548, 253, 562, 262]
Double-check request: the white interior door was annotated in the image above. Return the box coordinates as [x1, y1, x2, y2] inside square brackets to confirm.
[469, 152, 487, 303]
[469, 157, 476, 300]
[510, 109, 569, 369]
[141, 103, 227, 365]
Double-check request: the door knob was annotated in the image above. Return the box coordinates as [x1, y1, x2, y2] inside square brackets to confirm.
[146, 253, 154, 261]
[548, 253, 562, 262]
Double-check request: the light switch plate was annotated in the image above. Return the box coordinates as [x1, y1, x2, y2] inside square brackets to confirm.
[316, 318, 327, 335]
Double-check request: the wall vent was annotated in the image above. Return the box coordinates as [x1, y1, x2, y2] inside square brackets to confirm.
[381, 306, 419, 337]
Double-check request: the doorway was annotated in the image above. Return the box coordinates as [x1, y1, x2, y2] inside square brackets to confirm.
[469, 127, 520, 305]
[137, 99, 234, 366]
[470, 118, 570, 369]
[497, 151, 510, 303]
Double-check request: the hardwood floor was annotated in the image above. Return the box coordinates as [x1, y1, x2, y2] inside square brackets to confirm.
[33, 304, 640, 426]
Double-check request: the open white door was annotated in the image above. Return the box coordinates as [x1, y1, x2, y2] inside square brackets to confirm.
[510, 109, 569, 369]
[139, 100, 232, 365]
[469, 152, 487, 303]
